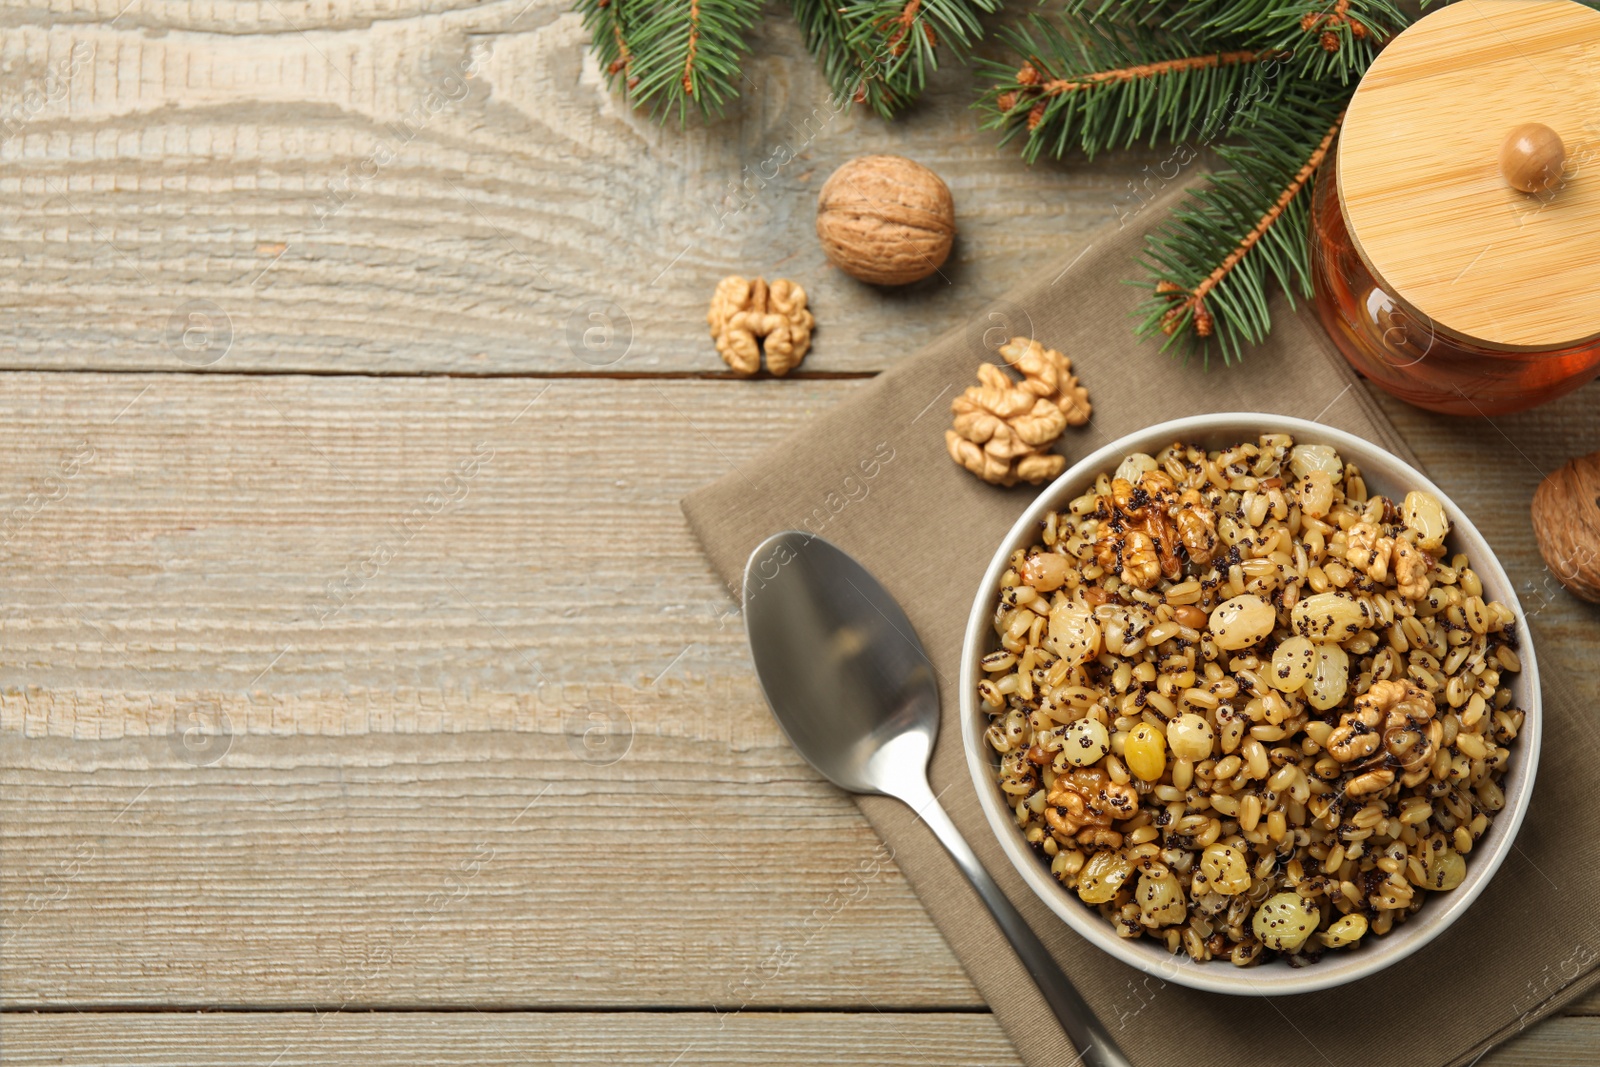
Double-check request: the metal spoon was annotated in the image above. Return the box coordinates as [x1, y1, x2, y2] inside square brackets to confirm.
[742, 531, 1133, 1067]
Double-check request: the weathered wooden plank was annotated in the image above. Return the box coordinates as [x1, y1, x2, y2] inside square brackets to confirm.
[0, 8, 1166, 375]
[0, 1011, 1030, 1065]
[0, 374, 1592, 739]
[0, 371, 974, 1007]
[7, 732, 1596, 1013]
[0, 372, 852, 724]
[2, 1012, 1597, 1066]
[0, 373, 856, 738]
[1, 730, 977, 1008]
[1, 372, 1595, 1022]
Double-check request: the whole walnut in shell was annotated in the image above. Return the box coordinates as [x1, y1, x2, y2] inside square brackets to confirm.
[1531, 449, 1600, 602]
[815, 155, 955, 286]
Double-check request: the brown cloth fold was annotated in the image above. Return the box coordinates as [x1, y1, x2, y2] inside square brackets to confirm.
[682, 185, 1600, 1067]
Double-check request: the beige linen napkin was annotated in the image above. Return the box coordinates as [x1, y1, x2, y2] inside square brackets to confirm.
[682, 186, 1600, 1067]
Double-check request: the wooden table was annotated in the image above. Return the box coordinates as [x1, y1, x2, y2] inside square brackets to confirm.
[2, 5, 1596, 1063]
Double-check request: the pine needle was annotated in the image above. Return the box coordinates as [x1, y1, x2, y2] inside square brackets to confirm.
[978, 15, 1289, 161]
[578, 0, 636, 93]
[1241, 1, 1410, 84]
[582, 0, 998, 122]
[791, 0, 908, 116]
[1136, 86, 1348, 365]
[1039, 1, 1408, 82]
[579, 0, 763, 122]
[796, 0, 1001, 118]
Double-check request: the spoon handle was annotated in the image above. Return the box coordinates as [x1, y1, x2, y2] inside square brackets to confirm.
[909, 790, 1135, 1067]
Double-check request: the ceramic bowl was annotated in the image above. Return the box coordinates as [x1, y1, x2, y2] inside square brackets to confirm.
[958, 413, 1541, 996]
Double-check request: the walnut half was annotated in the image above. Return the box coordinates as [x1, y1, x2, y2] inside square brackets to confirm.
[1329, 679, 1442, 796]
[1090, 472, 1183, 590]
[1045, 766, 1137, 848]
[707, 275, 815, 376]
[946, 337, 1092, 486]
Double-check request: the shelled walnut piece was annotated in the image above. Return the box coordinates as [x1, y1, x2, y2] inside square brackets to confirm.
[945, 337, 1092, 486]
[1092, 472, 1184, 589]
[707, 275, 815, 376]
[1326, 679, 1442, 796]
[1046, 766, 1138, 848]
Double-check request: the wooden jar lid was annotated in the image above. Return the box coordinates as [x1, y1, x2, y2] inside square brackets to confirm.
[1338, 0, 1600, 351]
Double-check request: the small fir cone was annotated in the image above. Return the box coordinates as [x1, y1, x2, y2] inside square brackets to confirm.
[1304, 3, 1369, 49]
[1153, 282, 1211, 340]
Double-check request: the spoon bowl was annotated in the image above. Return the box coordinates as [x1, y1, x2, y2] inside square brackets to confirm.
[742, 532, 937, 799]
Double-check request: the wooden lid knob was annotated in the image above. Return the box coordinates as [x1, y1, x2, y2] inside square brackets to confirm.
[1501, 123, 1566, 193]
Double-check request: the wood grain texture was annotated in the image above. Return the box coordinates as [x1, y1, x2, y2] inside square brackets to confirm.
[0, 3, 1169, 376]
[2, 1013, 1598, 1067]
[0, 373, 858, 724]
[0, 1012, 1030, 1066]
[1, 731, 977, 1009]
[0, 375, 1592, 738]
[2, 1, 1599, 1061]
[1, 373, 1597, 1029]
[0, 371, 972, 1009]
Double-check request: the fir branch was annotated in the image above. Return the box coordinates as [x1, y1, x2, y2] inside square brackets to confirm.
[847, 0, 999, 107]
[577, 0, 636, 92]
[1137, 89, 1347, 364]
[791, 0, 911, 116]
[1038, 50, 1270, 91]
[793, 0, 1000, 119]
[612, 18, 635, 83]
[1055, 0, 1407, 82]
[582, 0, 997, 123]
[683, 0, 702, 93]
[1246, 1, 1410, 83]
[580, 0, 763, 122]
[979, 16, 1288, 162]
[1053, 0, 1174, 23]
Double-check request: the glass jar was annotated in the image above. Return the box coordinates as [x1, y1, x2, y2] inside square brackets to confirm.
[1310, 144, 1600, 417]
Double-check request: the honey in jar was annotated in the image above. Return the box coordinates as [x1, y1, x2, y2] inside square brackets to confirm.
[1309, 0, 1600, 416]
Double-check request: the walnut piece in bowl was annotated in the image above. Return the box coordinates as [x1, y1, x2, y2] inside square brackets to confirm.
[959, 414, 1540, 996]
